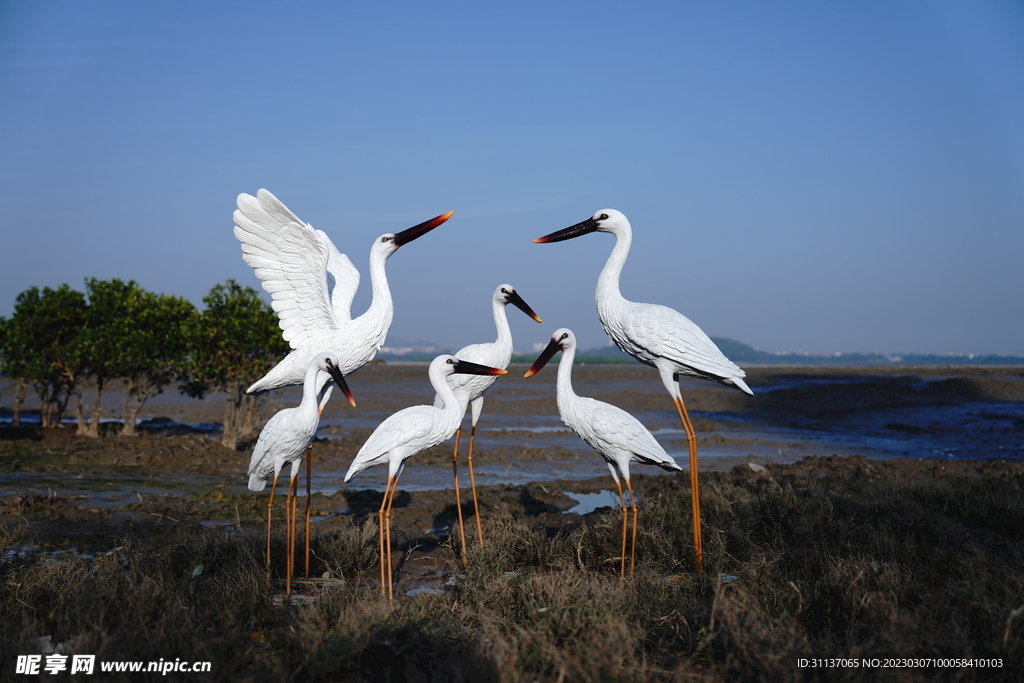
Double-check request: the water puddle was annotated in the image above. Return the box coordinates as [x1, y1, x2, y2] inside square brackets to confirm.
[564, 490, 619, 515]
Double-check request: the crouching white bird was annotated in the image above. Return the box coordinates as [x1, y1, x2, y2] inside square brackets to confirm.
[247, 352, 355, 597]
[524, 328, 682, 579]
[534, 209, 753, 575]
[345, 355, 507, 600]
[437, 284, 542, 552]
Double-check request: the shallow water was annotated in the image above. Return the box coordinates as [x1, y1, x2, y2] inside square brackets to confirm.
[3, 367, 1022, 504]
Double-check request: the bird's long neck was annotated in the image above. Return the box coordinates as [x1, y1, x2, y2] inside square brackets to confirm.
[432, 368, 462, 419]
[555, 344, 579, 414]
[360, 250, 394, 340]
[491, 299, 514, 360]
[596, 227, 632, 311]
[300, 363, 322, 414]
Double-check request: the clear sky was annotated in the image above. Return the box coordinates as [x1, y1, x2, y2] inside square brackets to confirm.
[2, 1, 1022, 356]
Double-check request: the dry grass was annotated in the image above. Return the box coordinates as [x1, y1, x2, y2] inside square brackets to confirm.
[3, 460, 1024, 682]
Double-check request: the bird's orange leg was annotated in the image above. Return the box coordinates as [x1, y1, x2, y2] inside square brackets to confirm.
[285, 478, 291, 595]
[612, 477, 628, 579]
[674, 397, 703, 575]
[624, 479, 638, 581]
[467, 425, 484, 548]
[304, 444, 312, 577]
[384, 472, 403, 601]
[451, 428, 468, 566]
[286, 475, 298, 599]
[378, 476, 393, 596]
[266, 473, 280, 568]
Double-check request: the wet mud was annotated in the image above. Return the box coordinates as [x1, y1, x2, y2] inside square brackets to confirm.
[2, 363, 1023, 594]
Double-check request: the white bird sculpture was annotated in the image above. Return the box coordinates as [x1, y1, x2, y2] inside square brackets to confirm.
[534, 209, 753, 575]
[525, 328, 682, 579]
[345, 355, 507, 600]
[434, 284, 542, 552]
[247, 352, 354, 597]
[233, 189, 453, 400]
[234, 189, 451, 574]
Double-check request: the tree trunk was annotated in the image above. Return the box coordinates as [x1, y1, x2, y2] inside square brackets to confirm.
[84, 377, 105, 437]
[121, 380, 135, 437]
[240, 393, 260, 441]
[120, 377, 157, 437]
[12, 378, 27, 427]
[39, 394, 54, 429]
[73, 387, 87, 435]
[220, 384, 243, 450]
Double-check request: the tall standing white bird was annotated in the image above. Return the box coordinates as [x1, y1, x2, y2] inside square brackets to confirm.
[524, 328, 682, 579]
[534, 209, 753, 575]
[434, 284, 542, 552]
[234, 189, 452, 573]
[247, 352, 354, 598]
[345, 355, 508, 600]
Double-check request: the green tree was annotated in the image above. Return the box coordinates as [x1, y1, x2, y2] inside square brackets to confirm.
[2, 285, 88, 428]
[118, 289, 197, 436]
[181, 280, 288, 449]
[0, 314, 29, 427]
[75, 279, 198, 437]
[76, 278, 138, 436]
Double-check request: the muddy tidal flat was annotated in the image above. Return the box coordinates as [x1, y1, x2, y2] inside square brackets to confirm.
[2, 364, 1023, 681]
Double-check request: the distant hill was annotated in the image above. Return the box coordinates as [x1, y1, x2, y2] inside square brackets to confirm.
[710, 338, 1024, 366]
[515, 338, 1024, 367]
[385, 337, 1024, 366]
[377, 339, 452, 362]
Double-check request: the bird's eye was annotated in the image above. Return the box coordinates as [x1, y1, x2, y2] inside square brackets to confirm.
[500, 288, 508, 294]
[559, 333, 569, 341]
[447, 358, 455, 364]
[599, 213, 609, 220]
[381, 236, 389, 243]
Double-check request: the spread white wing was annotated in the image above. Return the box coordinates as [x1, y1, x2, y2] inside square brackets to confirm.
[317, 228, 360, 323]
[234, 189, 354, 348]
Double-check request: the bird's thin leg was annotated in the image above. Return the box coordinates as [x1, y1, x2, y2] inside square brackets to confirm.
[266, 473, 280, 569]
[378, 476, 393, 596]
[674, 397, 703, 575]
[451, 427, 468, 566]
[624, 479, 638, 581]
[385, 471, 403, 601]
[287, 475, 298, 599]
[304, 444, 312, 578]
[612, 477, 628, 579]
[285, 477, 291, 595]
[467, 424, 484, 548]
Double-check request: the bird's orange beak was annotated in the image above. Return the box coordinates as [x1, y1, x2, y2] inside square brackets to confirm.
[453, 359, 508, 376]
[394, 210, 454, 247]
[327, 363, 356, 407]
[533, 216, 599, 244]
[508, 289, 543, 324]
[524, 337, 562, 377]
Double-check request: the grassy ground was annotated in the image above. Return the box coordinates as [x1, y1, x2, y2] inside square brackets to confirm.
[3, 455, 1023, 682]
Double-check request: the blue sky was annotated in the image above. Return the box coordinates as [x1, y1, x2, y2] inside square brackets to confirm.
[1, 1, 1022, 356]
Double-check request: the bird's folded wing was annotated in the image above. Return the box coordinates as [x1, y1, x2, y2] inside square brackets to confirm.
[626, 303, 743, 377]
[359, 407, 437, 457]
[234, 190, 338, 348]
[587, 400, 671, 464]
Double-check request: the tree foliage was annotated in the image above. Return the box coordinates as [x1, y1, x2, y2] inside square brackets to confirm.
[1, 279, 285, 444]
[181, 280, 288, 449]
[1, 285, 88, 428]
